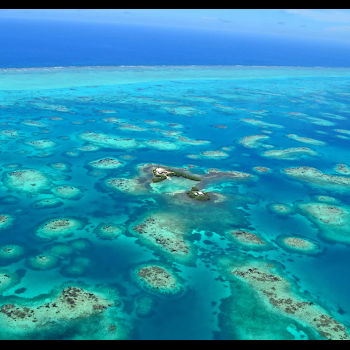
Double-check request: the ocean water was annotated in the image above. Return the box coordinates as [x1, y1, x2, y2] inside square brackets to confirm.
[0, 65, 350, 339]
[1, 17, 350, 68]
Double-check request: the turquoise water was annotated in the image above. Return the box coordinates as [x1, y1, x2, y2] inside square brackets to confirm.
[1, 66, 350, 339]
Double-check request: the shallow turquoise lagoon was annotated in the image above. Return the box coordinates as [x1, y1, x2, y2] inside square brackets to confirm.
[0, 66, 350, 339]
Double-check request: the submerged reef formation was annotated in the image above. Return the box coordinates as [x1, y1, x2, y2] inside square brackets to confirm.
[33, 151, 55, 158]
[0, 195, 19, 205]
[176, 136, 211, 146]
[320, 113, 346, 120]
[2, 169, 50, 194]
[145, 139, 180, 151]
[161, 105, 202, 116]
[0, 245, 25, 263]
[295, 201, 350, 245]
[76, 145, 101, 152]
[335, 135, 350, 140]
[334, 164, 350, 175]
[0, 287, 118, 338]
[267, 203, 294, 216]
[287, 114, 336, 126]
[78, 131, 140, 149]
[212, 125, 227, 129]
[312, 195, 338, 203]
[2, 164, 22, 170]
[282, 166, 350, 192]
[105, 178, 144, 194]
[117, 123, 146, 131]
[31, 198, 63, 209]
[186, 147, 231, 160]
[87, 170, 104, 177]
[63, 150, 80, 158]
[131, 212, 196, 265]
[89, 157, 123, 169]
[303, 117, 335, 126]
[99, 110, 118, 114]
[21, 120, 47, 128]
[253, 166, 271, 174]
[24, 140, 57, 150]
[120, 154, 135, 160]
[238, 134, 270, 148]
[229, 229, 267, 248]
[0, 215, 14, 231]
[286, 134, 326, 146]
[35, 218, 83, 240]
[47, 162, 71, 172]
[103, 163, 155, 194]
[102, 117, 120, 123]
[262, 147, 319, 161]
[44, 243, 74, 258]
[135, 295, 157, 318]
[27, 254, 59, 270]
[334, 129, 350, 135]
[132, 264, 184, 296]
[200, 150, 229, 159]
[217, 257, 349, 340]
[186, 154, 200, 159]
[167, 123, 183, 128]
[202, 168, 254, 186]
[68, 238, 91, 252]
[60, 263, 87, 277]
[240, 118, 284, 129]
[0, 269, 19, 293]
[35, 103, 70, 113]
[1, 129, 19, 138]
[276, 236, 320, 255]
[47, 117, 64, 121]
[60, 257, 93, 277]
[94, 223, 123, 240]
[51, 186, 83, 200]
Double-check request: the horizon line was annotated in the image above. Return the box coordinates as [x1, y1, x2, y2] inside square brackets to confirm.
[2, 64, 350, 71]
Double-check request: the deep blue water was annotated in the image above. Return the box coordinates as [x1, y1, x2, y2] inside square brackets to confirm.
[1, 17, 350, 68]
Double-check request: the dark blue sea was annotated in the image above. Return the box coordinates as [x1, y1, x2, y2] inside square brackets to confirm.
[1, 17, 350, 68]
